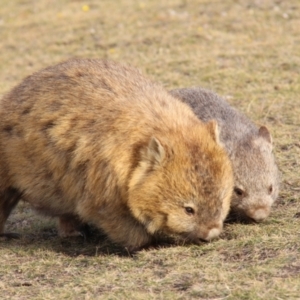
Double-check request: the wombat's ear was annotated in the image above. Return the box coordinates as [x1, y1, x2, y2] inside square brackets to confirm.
[144, 137, 165, 166]
[129, 138, 166, 189]
[206, 120, 221, 145]
[258, 126, 272, 144]
[253, 126, 273, 151]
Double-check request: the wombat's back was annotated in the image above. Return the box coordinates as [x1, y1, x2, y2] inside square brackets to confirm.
[170, 87, 256, 149]
[170, 87, 279, 222]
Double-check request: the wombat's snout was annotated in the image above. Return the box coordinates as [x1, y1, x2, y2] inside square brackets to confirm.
[242, 202, 272, 223]
[249, 207, 270, 222]
[199, 225, 222, 242]
[205, 227, 221, 241]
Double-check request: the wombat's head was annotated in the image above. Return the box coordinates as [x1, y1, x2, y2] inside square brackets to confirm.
[128, 121, 233, 243]
[229, 126, 279, 223]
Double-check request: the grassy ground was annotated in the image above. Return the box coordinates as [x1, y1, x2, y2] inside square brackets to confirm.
[1, 0, 300, 299]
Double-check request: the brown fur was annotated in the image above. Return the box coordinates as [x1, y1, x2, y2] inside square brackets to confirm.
[0, 59, 233, 250]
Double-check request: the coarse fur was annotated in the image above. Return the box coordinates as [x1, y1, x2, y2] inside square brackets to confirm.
[0, 59, 233, 250]
[170, 87, 279, 223]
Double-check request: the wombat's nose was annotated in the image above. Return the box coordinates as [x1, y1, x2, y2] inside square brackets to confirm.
[202, 227, 221, 241]
[250, 208, 270, 222]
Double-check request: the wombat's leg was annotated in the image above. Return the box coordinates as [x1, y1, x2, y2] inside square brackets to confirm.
[97, 212, 153, 252]
[0, 187, 22, 237]
[58, 214, 89, 238]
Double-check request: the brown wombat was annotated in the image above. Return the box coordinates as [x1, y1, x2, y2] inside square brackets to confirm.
[0, 59, 233, 250]
[170, 87, 279, 223]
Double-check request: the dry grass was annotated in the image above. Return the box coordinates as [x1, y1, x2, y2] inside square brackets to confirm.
[1, 0, 300, 299]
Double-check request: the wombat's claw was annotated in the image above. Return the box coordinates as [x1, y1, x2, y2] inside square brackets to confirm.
[123, 244, 143, 255]
[80, 224, 93, 242]
[0, 232, 21, 239]
[79, 230, 87, 242]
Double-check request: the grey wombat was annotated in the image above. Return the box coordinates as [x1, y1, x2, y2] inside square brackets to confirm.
[170, 87, 279, 222]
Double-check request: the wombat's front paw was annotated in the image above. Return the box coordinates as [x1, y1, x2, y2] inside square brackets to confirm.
[124, 237, 158, 253]
[124, 243, 150, 254]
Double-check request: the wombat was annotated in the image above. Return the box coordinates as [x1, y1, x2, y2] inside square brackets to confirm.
[0, 59, 233, 250]
[170, 87, 279, 223]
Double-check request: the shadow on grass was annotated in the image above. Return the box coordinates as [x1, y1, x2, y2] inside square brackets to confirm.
[1, 208, 264, 258]
[225, 210, 258, 224]
[0, 225, 177, 258]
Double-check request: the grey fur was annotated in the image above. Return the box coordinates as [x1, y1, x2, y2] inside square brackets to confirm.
[170, 87, 280, 222]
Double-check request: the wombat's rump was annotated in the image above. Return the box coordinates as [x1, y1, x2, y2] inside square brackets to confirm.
[170, 87, 279, 222]
[0, 59, 233, 250]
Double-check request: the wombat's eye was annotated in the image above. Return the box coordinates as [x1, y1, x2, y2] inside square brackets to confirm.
[268, 185, 273, 194]
[234, 187, 244, 197]
[185, 207, 195, 215]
